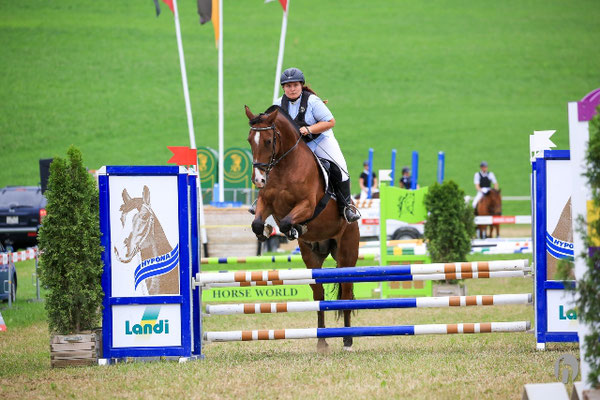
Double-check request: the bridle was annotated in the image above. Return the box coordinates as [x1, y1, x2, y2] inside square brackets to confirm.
[250, 122, 303, 180]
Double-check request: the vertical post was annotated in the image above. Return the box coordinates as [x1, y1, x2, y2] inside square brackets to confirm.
[272, 0, 290, 104]
[437, 151, 445, 184]
[411, 151, 419, 190]
[7, 261, 12, 308]
[390, 149, 397, 187]
[35, 251, 40, 301]
[367, 148, 374, 199]
[217, 0, 225, 202]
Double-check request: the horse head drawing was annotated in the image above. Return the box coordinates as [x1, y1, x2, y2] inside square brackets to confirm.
[113, 185, 179, 295]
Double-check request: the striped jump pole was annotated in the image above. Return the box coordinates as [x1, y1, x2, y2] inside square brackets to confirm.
[205, 293, 533, 315]
[204, 321, 531, 342]
[200, 270, 528, 288]
[195, 260, 529, 286]
[201, 253, 375, 265]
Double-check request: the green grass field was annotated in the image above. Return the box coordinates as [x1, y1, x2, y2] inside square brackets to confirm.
[1, 0, 599, 201]
[0, 254, 580, 399]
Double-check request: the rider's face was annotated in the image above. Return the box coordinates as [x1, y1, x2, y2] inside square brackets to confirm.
[283, 82, 302, 100]
[481, 166, 488, 173]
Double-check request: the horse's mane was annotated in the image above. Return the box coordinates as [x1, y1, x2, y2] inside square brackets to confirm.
[248, 105, 301, 136]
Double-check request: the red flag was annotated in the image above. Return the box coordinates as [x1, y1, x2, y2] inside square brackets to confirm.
[153, 0, 174, 16]
[265, 0, 287, 12]
[167, 146, 197, 166]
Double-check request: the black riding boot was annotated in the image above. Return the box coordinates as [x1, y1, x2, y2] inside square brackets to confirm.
[335, 180, 361, 223]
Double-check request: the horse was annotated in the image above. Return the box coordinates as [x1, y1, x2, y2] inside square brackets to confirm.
[113, 186, 179, 295]
[475, 188, 502, 239]
[245, 105, 360, 352]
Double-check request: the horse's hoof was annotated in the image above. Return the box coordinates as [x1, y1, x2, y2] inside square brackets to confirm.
[342, 346, 354, 352]
[316, 340, 329, 354]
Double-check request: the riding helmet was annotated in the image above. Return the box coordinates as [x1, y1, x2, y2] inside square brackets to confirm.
[280, 68, 305, 85]
[402, 167, 410, 174]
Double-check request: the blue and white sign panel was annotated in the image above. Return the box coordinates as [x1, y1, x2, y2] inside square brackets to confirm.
[532, 151, 578, 350]
[99, 166, 200, 359]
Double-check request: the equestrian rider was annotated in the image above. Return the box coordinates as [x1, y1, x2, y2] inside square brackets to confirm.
[472, 161, 499, 209]
[398, 166, 412, 189]
[274, 67, 360, 223]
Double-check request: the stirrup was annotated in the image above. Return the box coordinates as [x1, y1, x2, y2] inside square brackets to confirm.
[343, 204, 361, 223]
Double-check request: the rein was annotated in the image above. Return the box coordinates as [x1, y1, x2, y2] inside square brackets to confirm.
[250, 123, 303, 180]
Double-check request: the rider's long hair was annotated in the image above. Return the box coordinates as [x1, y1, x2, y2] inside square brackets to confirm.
[302, 85, 328, 104]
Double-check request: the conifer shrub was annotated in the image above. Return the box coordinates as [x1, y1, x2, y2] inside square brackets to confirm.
[38, 146, 103, 334]
[424, 181, 475, 263]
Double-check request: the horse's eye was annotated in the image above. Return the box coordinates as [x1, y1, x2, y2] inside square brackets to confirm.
[265, 139, 272, 146]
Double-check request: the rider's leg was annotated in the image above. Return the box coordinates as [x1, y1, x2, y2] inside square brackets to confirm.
[328, 162, 361, 223]
[307, 134, 360, 223]
[472, 191, 483, 209]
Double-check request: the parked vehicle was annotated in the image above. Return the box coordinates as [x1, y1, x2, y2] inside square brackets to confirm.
[356, 199, 423, 240]
[0, 242, 17, 302]
[0, 186, 47, 250]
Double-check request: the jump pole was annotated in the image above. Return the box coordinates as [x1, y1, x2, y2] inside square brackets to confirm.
[196, 259, 529, 285]
[367, 148, 374, 199]
[201, 270, 528, 288]
[390, 149, 397, 186]
[205, 293, 533, 315]
[204, 321, 532, 342]
[201, 253, 375, 265]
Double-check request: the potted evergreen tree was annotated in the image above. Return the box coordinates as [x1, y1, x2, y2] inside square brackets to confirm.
[38, 146, 103, 368]
[424, 181, 475, 295]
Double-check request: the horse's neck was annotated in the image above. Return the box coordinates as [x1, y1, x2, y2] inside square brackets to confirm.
[140, 215, 172, 259]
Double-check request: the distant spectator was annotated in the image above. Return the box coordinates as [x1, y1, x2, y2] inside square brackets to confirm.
[398, 166, 417, 189]
[359, 160, 378, 199]
[472, 161, 499, 208]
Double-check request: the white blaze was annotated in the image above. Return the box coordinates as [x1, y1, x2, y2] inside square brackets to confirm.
[254, 132, 260, 145]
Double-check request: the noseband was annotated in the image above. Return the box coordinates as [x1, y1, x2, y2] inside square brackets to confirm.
[250, 122, 303, 180]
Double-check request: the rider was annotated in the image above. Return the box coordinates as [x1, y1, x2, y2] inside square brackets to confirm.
[472, 161, 499, 209]
[398, 167, 413, 189]
[274, 67, 360, 223]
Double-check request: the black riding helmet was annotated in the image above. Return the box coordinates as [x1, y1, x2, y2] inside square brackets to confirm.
[280, 68, 305, 85]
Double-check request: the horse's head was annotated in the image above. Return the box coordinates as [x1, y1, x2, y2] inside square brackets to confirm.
[488, 188, 502, 215]
[113, 186, 155, 263]
[245, 105, 284, 188]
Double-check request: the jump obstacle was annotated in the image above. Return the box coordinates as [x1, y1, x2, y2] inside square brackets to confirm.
[98, 112, 588, 361]
[197, 258, 532, 343]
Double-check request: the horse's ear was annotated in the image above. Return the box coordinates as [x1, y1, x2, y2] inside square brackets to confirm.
[122, 189, 132, 203]
[264, 108, 278, 124]
[142, 185, 150, 205]
[245, 105, 255, 121]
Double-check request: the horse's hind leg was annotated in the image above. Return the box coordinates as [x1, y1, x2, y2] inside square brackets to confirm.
[333, 224, 359, 351]
[299, 240, 329, 352]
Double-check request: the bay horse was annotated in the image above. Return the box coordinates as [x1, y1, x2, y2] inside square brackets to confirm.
[476, 188, 502, 239]
[245, 105, 360, 352]
[113, 186, 179, 295]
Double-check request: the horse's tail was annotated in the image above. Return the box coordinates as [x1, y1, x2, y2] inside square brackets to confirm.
[333, 282, 355, 320]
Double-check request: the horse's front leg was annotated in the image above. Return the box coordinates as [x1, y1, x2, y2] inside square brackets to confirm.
[251, 198, 272, 242]
[278, 201, 313, 239]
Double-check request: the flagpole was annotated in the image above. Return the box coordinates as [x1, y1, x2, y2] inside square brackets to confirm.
[171, 0, 209, 255]
[172, 0, 196, 149]
[217, 0, 225, 202]
[272, 0, 289, 103]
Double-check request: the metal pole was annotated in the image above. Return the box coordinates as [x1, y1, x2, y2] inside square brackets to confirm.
[35, 251, 40, 301]
[272, 0, 290, 104]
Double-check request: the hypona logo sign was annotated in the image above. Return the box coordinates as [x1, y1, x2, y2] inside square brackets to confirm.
[545, 232, 574, 261]
[125, 306, 170, 336]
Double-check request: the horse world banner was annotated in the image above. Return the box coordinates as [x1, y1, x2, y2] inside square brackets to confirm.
[109, 175, 181, 297]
